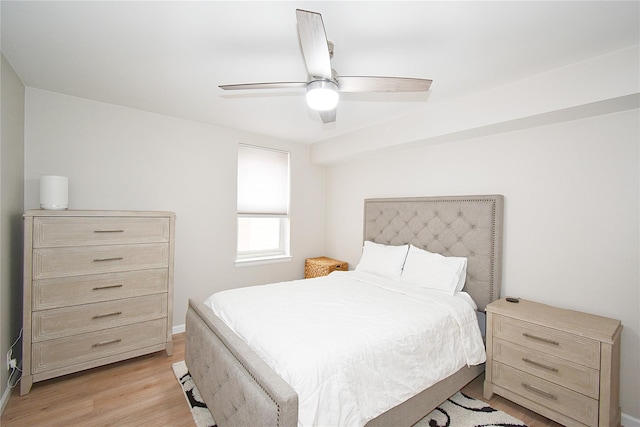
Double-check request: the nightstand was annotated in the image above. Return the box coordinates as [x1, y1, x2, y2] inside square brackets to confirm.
[304, 256, 348, 279]
[484, 298, 622, 427]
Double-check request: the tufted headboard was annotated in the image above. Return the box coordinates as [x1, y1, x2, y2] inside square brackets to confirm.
[363, 195, 504, 311]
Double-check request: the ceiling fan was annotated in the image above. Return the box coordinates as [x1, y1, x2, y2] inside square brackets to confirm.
[219, 9, 432, 123]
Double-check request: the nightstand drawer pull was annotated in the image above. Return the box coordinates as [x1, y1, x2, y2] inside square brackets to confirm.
[92, 338, 122, 348]
[522, 383, 558, 401]
[522, 358, 559, 372]
[92, 284, 123, 291]
[522, 333, 559, 346]
[93, 257, 124, 262]
[94, 229, 124, 233]
[92, 311, 122, 320]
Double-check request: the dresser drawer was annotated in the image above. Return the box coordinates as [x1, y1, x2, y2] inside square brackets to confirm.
[33, 243, 169, 279]
[33, 216, 170, 248]
[31, 318, 167, 374]
[32, 294, 168, 342]
[492, 361, 598, 426]
[32, 269, 168, 310]
[493, 338, 599, 398]
[493, 315, 600, 369]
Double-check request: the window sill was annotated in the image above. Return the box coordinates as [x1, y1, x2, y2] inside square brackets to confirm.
[235, 255, 292, 267]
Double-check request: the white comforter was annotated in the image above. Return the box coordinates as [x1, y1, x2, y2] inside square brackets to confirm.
[205, 271, 486, 427]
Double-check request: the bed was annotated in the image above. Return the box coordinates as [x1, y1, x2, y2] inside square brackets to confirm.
[185, 194, 504, 427]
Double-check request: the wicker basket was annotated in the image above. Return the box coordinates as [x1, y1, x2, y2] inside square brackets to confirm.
[304, 256, 348, 279]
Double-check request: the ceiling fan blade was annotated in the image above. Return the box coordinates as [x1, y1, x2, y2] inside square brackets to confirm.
[219, 82, 308, 90]
[337, 76, 432, 92]
[296, 9, 332, 80]
[319, 109, 336, 123]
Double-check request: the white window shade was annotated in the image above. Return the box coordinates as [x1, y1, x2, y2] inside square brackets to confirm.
[237, 145, 290, 216]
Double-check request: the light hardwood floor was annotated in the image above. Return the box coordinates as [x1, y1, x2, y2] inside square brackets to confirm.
[2, 333, 562, 427]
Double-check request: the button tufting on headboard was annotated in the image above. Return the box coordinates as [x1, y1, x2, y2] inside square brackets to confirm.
[363, 195, 504, 311]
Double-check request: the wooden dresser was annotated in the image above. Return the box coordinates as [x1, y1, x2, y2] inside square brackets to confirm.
[21, 210, 175, 395]
[484, 298, 622, 427]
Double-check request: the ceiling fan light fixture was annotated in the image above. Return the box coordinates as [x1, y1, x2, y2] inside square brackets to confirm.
[306, 80, 339, 111]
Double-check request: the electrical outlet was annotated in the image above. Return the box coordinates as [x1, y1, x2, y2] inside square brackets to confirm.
[6, 350, 17, 370]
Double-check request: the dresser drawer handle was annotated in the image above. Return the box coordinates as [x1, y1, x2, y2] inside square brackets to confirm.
[93, 257, 124, 262]
[522, 333, 559, 346]
[92, 311, 123, 319]
[92, 339, 122, 348]
[92, 284, 123, 291]
[94, 229, 124, 233]
[522, 383, 558, 401]
[522, 358, 559, 372]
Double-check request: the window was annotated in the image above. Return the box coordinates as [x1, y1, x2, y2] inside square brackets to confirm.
[236, 144, 290, 263]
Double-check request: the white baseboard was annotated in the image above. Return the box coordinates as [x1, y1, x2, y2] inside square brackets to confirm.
[0, 384, 12, 417]
[172, 323, 185, 334]
[623, 412, 640, 427]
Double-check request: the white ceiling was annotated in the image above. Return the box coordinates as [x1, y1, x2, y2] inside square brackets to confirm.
[2, 1, 639, 145]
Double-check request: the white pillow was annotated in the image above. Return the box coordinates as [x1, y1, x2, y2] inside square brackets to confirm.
[401, 245, 467, 295]
[355, 241, 409, 278]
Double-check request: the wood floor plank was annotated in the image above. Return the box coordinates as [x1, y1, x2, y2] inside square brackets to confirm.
[2, 333, 561, 427]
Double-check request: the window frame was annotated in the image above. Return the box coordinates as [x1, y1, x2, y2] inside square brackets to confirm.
[235, 145, 291, 266]
[236, 215, 290, 263]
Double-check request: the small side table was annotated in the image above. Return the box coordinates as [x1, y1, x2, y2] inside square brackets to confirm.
[304, 256, 348, 279]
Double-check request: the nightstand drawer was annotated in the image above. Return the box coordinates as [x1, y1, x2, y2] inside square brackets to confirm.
[493, 338, 599, 398]
[33, 216, 170, 247]
[493, 315, 600, 369]
[493, 361, 598, 426]
[32, 294, 168, 341]
[33, 243, 170, 279]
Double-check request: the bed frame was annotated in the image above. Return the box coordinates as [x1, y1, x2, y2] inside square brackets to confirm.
[186, 195, 504, 427]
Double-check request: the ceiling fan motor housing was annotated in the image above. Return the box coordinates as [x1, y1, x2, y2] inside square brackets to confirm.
[306, 80, 339, 111]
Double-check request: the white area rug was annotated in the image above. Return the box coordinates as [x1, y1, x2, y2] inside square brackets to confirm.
[172, 361, 527, 427]
[415, 389, 529, 427]
[172, 361, 216, 427]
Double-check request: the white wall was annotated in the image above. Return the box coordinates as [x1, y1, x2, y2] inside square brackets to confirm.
[1, 53, 25, 414]
[323, 109, 639, 419]
[24, 88, 326, 331]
